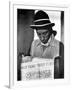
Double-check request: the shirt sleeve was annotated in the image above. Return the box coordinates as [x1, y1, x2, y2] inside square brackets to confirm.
[30, 39, 39, 57]
[30, 40, 35, 57]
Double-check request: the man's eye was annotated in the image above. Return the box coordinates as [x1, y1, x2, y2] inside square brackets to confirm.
[38, 33, 41, 36]
[43, 33, 47, 35]
[44, 33, 46, 34]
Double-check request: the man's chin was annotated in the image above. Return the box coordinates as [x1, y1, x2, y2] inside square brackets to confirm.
[41, 41, 47, 44]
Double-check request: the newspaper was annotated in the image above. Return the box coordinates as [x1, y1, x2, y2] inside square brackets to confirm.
[21, 57, 54, 80]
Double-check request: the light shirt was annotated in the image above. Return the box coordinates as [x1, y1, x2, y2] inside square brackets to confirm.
[30, 34, 59, 59]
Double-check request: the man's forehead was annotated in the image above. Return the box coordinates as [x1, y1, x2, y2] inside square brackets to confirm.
[36, 29, 48, 33]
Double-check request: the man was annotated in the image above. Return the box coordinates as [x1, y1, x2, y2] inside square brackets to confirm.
[22, 10, 64, 78]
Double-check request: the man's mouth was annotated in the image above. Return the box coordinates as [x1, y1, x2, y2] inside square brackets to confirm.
[41, 40, 46, 43]
[41, 39, 48, 44]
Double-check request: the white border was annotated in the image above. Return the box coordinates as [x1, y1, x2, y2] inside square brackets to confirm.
[9, 1, 70, 89]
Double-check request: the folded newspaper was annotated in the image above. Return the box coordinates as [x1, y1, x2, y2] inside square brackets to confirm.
[21, 57, 54, 80]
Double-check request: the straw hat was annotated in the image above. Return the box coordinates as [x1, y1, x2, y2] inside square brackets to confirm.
[30, 10, 57, 36]
[30, 10, 55, 29]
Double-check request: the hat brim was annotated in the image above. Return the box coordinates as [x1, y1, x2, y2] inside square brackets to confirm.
[30, 23, 55, 29]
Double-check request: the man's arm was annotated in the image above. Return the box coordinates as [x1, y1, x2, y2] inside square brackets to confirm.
[54, 42, 64, 79]
[59, 42, 64, 78]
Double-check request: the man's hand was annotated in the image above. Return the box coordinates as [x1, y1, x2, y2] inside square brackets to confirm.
[22, 55, 32, 63]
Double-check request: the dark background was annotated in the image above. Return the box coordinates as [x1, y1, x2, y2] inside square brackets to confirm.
[17, 9, 34, 80]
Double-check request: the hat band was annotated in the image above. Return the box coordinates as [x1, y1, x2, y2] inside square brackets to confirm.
[34, 20, 51, 25]
[30, 23, 53, 27]
[34, 19, 50, 22]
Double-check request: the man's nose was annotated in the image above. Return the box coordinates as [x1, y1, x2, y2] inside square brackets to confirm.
[41, 35, 45, 40]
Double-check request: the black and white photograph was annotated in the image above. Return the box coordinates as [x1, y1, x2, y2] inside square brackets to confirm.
[17, 8, 64, 81]
[9, 2, 70, 88]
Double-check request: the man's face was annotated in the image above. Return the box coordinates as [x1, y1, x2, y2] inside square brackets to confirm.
[36, 29, 51, 44]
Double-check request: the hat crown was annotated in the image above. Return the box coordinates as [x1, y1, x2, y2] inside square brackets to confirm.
[34, 10, 49, 21]
[30, 10, 55, 29]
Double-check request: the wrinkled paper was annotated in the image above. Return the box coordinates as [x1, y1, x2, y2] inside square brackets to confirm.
[21, 57, 54, 80]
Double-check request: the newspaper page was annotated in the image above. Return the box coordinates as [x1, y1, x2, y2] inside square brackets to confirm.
[21, 58, 54, 80]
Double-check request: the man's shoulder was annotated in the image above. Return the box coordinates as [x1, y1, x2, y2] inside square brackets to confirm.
[54, 38, 64, 47]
